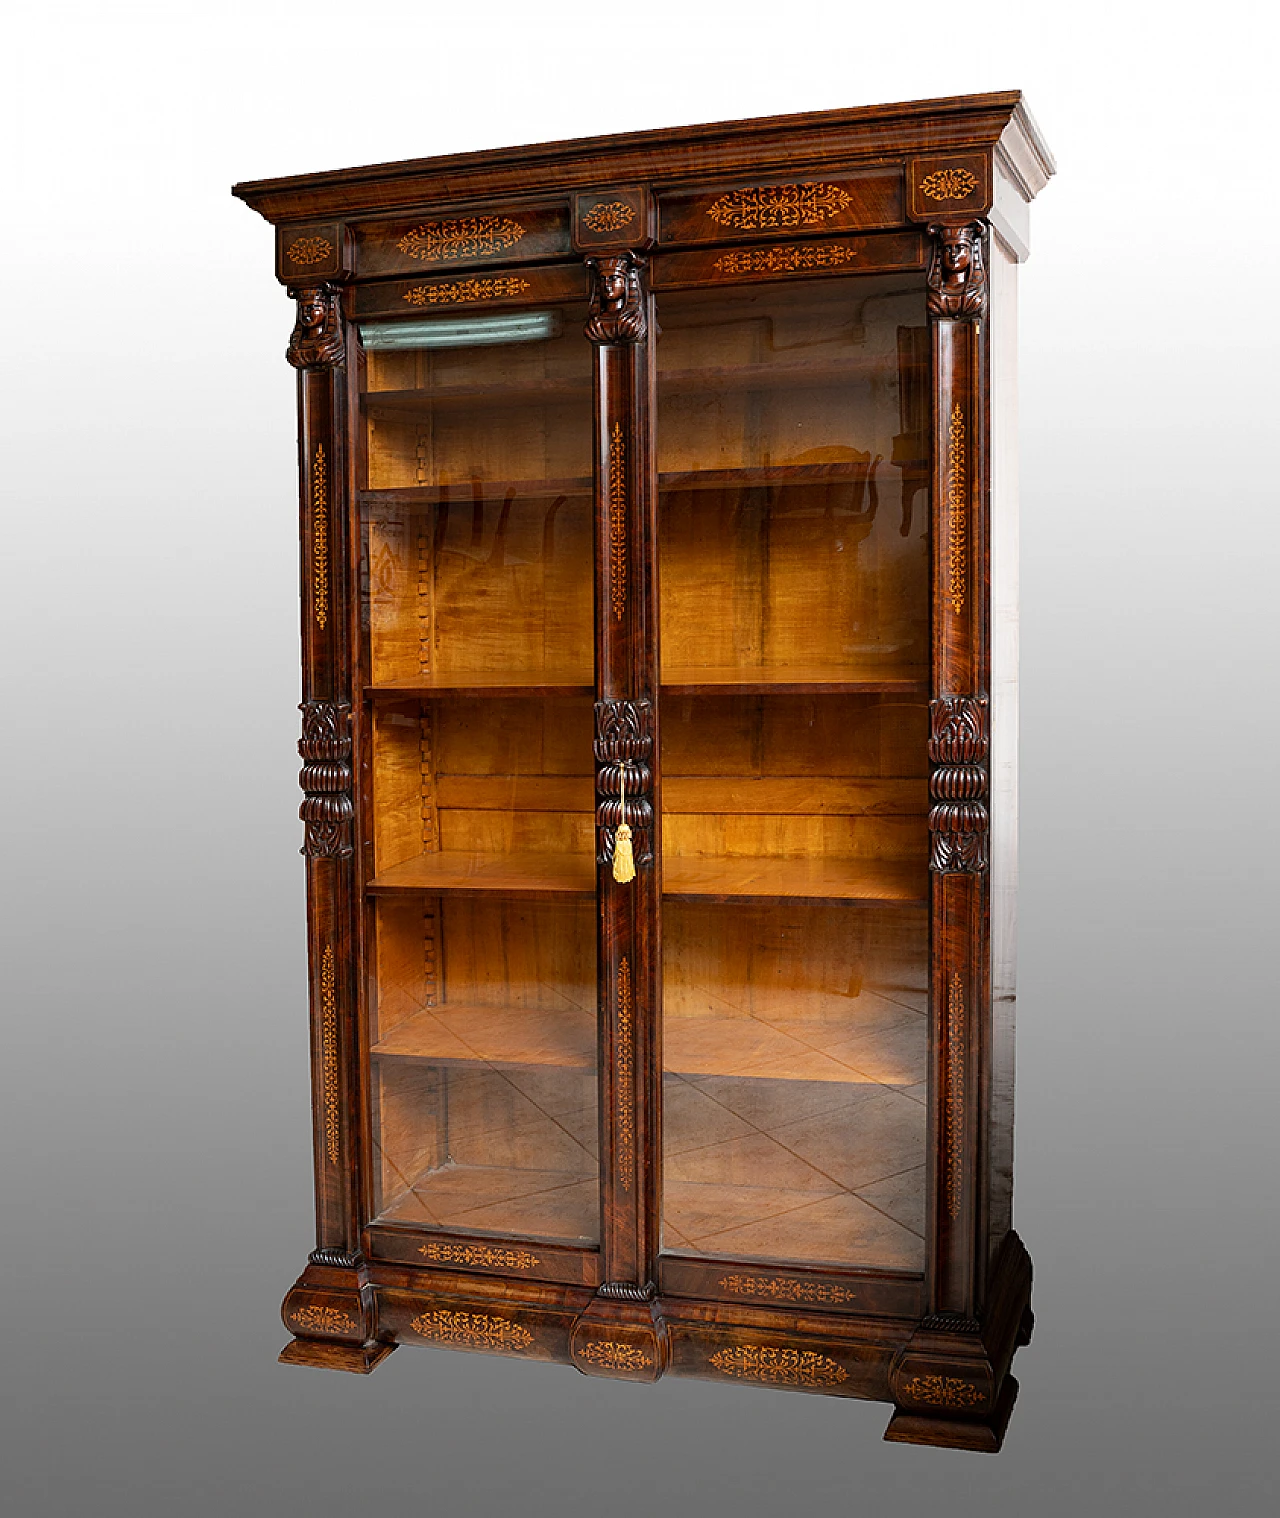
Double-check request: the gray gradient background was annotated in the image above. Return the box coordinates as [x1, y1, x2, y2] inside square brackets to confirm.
[3, 3, 1275, 1513]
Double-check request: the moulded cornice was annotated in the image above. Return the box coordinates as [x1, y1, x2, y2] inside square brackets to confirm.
[232, 91, 1054, 224]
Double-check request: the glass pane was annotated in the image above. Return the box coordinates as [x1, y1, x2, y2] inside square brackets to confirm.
[360, 303, 599, 1245]
[657, 274, 930, 1272]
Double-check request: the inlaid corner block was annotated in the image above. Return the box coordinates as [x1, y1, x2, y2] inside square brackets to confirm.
[907, 154, 992, 221]
[574, 186, 655, 251]
[234, 89, 1051, 1452]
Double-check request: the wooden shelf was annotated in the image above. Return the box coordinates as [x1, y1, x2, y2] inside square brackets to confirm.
[373, 1002, 595, 1069]
[367, 669, 925, 699]
[668, 856, 926, 906]
[359, 461, 891, 511]
[661, 665, 928, 696]
[659, 356, 883, 394]
[658, 462, 888, 493]
[370, 851, 596, 899]
[369, 850, 925, 907]
[365, 378, 590, 415]
[359, 477, 591, 508]
[368, 674, 593, 700]
[363, 358, 878, 418]
[373, 998, 920, 1086]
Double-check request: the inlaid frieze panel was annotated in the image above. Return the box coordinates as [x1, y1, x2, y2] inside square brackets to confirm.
[354, 204, 571, 277]
[651, 229, 924, 289]
[351, 263, 585, 320]
[658, 168, 902, 246]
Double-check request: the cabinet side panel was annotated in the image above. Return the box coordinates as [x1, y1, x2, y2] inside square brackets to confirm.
[987, 239, 1018, 1263]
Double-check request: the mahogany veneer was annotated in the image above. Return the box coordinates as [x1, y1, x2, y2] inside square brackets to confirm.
[234, 89, 1052, 1451]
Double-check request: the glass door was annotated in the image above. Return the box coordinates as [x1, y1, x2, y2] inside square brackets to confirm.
[656, 272, 931, 1272]
[358, 298, 601, 1247]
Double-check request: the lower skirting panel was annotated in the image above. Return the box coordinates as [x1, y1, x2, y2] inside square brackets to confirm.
[280, 1232, 1032, 1450]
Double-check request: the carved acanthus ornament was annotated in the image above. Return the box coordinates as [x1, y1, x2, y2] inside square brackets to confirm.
[585, 254, 647, 344]
[299, 701, 354, 859]
[287, 283, 345, 369]
[927, 697, 988, 873]
[926, 221, 988, 320]
[594, 699, 654, 867]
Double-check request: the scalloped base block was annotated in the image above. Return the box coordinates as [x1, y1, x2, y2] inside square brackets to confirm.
[883, 1375, 1018, 1453]
[279, 1337, 398, 1374]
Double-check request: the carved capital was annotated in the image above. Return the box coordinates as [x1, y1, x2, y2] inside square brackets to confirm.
[928, 697, 988, 873]
[299, 700, 354, 859]
[926, 222, 987, 321]
[287, 283, 345, 369]
[585, 254, 647, 345]
[594, 699, 654, 866]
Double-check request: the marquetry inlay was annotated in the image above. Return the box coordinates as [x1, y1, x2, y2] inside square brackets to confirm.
[902, 1373, 985, 1408]
[609, 422, 626, 620]
[312, 444, 329, 630]
[712, 243, 861, 276]
[945, 971, 964, 1219]
[919, 167, 979, 201]
[616, 955, 634, 1190]
[408, 1309, 533, 1352]
[718, 1275, 857, 1306]
[946, 402, 967, 615]
[286, 235, 333, 266]
[578, 1340, 653, 1371]
[709, 1345, 848, 1388]
[584, 201, 636, 233]
[706, 182, 852, 231]
[418, 1242, 540, 1270]
[290, 1304, 355, 1336]
[396, 216, 526, 263]
[319, 943, 339, 1165]
[403, 276, 531, 306]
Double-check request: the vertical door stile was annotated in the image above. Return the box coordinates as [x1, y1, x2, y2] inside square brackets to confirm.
[280, 255, 390, 1369]
[570, 188, 669, 1381]
[925, 220, 992, 1318]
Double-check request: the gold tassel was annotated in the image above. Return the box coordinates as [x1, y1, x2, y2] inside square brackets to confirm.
[612, 822, 636, 884]
[612, 761, 636, 884]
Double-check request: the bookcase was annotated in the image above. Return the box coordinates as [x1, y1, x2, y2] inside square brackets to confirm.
[233, 89, 1053, 1451]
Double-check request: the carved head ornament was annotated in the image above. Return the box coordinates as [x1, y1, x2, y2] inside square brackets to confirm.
[585, 254, 647, 345]
[287, 283, 345, 370]
[926, 221, 987, 321]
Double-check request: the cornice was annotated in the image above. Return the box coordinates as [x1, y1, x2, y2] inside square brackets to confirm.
[233, 91, 1053, 224]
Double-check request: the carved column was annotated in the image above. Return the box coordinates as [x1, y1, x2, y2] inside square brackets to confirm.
[925, 221, 990, 1322]
[278, 273, 389, 1372]
[573, 239, 667, 1381]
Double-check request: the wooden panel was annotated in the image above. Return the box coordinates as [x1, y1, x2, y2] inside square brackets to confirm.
[352, 263, 586, 320]
[653, 231, 924, 290]
[907, 153, 992, 220]
[573, 187, 654, 251]
[368, 1224, 599, 1286]
[355, 203, 571, 278]
[277, 221, 347, 283]
[659, 169, 903, 245]
[660, 1257, 923, 1319]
